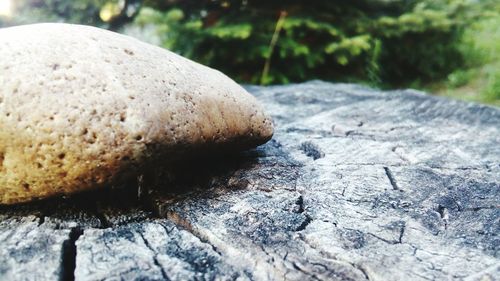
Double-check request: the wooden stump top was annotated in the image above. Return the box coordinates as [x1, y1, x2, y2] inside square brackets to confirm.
[1, 81, 499, 280]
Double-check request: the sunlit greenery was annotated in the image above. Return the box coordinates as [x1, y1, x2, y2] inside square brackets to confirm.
[0, 0, 498, 105]
[429, 9, 500, 105]
[135, 0, 469, 87]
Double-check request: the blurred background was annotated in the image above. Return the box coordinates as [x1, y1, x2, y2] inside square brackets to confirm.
[0, 0, 498, 105]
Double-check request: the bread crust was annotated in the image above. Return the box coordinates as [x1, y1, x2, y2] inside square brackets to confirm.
[0, 23, 273, 204]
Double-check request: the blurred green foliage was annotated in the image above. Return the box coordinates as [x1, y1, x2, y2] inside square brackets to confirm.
[1, 0, 498, 104]
[428, 1, 500, 105]
[136, 0, 473, 86]
[461, 14, 500, 103]
[0, 0, 106, 26]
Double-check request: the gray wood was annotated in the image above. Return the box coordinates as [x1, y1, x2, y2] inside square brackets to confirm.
[1, 81, 498, 281]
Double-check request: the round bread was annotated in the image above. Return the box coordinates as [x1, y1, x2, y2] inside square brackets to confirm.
[0, 23, 273, 204]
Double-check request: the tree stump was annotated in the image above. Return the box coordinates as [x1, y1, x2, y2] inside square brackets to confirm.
[1, 81, 498, 280]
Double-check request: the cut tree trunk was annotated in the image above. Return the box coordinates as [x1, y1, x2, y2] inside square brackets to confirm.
[1, 81, 499, 281]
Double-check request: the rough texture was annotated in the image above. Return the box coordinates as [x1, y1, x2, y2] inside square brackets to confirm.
[0, 81, 499, 280]
[0, 23, 273, 204]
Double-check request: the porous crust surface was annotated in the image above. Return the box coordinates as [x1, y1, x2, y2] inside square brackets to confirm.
[0, 23, 273, 204]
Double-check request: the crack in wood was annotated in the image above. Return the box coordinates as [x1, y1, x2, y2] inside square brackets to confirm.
[295, 214, 313, 232]
[437, 205, 449, 230]
[464, 206, 500, 211]
[383, 167, 401, 191]
[295, 195, 305, 213]
[350, 263, 371, 280]
[291, 262, 322, 281]
[60, 227, 83, 281]
[294, 194, 313, 231]
[398, 223, 406, 244]
[341, 185, 347, 196]
[299, 141, 325, 160]
[37, 215, 45, 226]
[367, 232, 400, 245]
[137, 230, 171, 281]
[165, 210, 223, 257]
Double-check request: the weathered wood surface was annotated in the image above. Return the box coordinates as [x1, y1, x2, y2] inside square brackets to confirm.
[1, 81, 499, 281]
